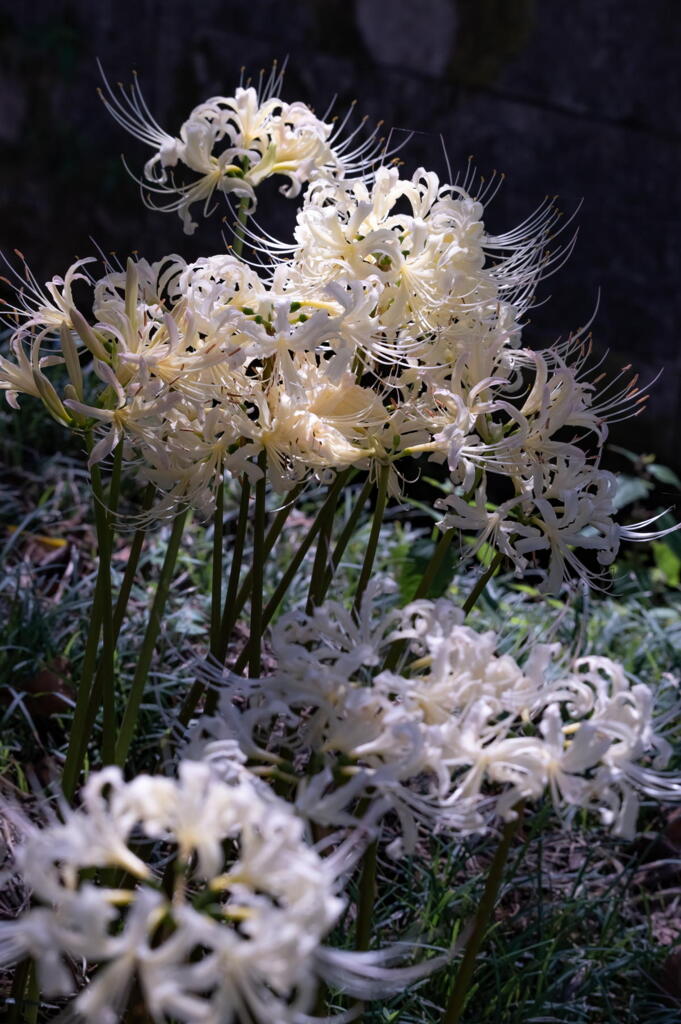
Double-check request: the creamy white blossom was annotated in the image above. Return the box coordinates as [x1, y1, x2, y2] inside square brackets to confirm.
[99, 63, 393, 234]
[0, 80, 675, 588]
[0, 761, 416, 1023]
[189, 590, 681, 852]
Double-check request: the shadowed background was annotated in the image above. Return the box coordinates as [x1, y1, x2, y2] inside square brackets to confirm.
[0, 0, 679, 470]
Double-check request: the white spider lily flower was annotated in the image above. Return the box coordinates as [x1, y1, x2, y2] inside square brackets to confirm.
[179, 253, 267, 332]
[190, 590, 681, 851]
[0, 335, 44, 409]
[289, 168, 497, 332]
[64, 371, 179, 468]
[99, 64, 387, 234]
[1, 761, 429, 1023]
[93, 253, 186, 315]
[0, 254, 94, 334]
[435, 488, 541, 574]
[286, 165, 561, 339]
[230, 354, 385, 491]
[0, 290, 87, 418]
[512, 476, 632, 593]
[3, 88, 675, 568]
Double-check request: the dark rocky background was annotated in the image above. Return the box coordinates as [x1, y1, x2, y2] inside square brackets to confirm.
[0, 0, 679, 469]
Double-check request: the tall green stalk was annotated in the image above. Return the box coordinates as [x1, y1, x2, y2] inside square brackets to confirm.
[355, 841, 378, 951]
[232, 194, 250, 254]
[182, 479, 253, 725]
[231, 470, 353, 676]
[216, 475, 251, 662]
[320, 474, 374, 598]
[108, 439, 124, 517]
[413, 528, 455, 601]
[249, 451, 267, 679]
[112, 484, 156, 638]
[462, 551, 503, 616]
[8, 960, 36, 1024]
[216, 479, 305, 661]
[352, 464, 389, 615]
[305, 483, 338, 612]
[114, 505, 189, 765]
[210, 471, 225, 654]
[65, 484, 156, 794]
[90, 458, 116, 765]
[72, 484, 157, 775]
[442, 806, 524, 1024]
[62, 436, 118, 799]
[62, 573, 104, 800]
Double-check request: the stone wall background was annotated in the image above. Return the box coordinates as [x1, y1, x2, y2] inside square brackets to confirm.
[0, 0, 679, 471]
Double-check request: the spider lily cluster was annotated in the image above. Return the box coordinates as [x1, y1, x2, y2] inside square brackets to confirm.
[1, 66, 680, 1024]
[1, 66, 672, 587]
[191, 588, 680, 855]
[1, 761, 404, 1023]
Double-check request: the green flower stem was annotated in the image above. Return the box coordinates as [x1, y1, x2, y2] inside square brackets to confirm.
[217, 480, 305, 661]
[355, 840, 378, 951]
[62, 436, 116, 800]
[305, 483, 339, 613]
[442, 806, 524, 1024]
[176, 477, 251, 726]
[261, 471, 351, 618]
[112, 484, 156, 639]
[114, 505, 189, 765]
[216, 476, 251, 659]
[94, 441, 123, 767]
[414, 528, 455, 601]
[232, 194, 250, 256]
[313, 982, 329, 1019]
[184, 479, 252, 723]
[62, 568, 104, 800]
[89, 458, 116, 765]
[8, 959, 28, 1024]
[108, 439, 124, 516]
[462, 551, 503, 616]
[232, 470, 352, 675]
[179, 477, 306, 727]
[353, 837, 379, 1022]
[184, 472, 352, 721]
[64, 484, 156, 794]
[320, 474, 374, 599]
[249, 451, 268, 679]
[210, 472, 225, 655]
[25, 963, 38, 1024]
[8, 959, 37, 1024]
[352, 464, 389, 615]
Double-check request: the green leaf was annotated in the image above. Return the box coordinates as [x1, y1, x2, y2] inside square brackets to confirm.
[647, 463, 681, 489]
[612, 476, 652, 510]
[400, 495, 441, 521]
[470, 538, 496, 567]
[608, 444, 640, 464]
[653, 512, 681, 559]
[652, 540, 681, 587]
[398, 536, 457, 601]
[420, 475, 453, 494]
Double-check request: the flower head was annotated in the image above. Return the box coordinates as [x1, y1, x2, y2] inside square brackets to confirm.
[99, 63, 391, 234]
[0, 762, 376, 1023]
[190, 589, 681, 853]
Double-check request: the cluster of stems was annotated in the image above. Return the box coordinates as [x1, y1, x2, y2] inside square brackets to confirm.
[51, 445, 512, 1022]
